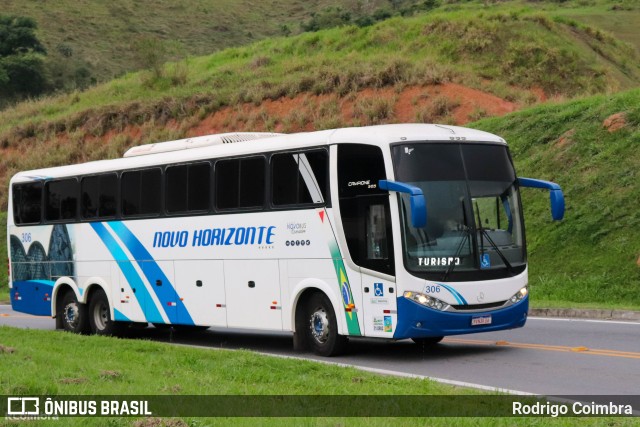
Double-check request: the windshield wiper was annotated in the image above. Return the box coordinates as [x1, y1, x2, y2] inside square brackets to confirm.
[479, 228, 516, 275]
[441, 199, 470, 282]
[474, 199, 485, 258]
[474, 199, 515, 275]
[441, 228, 470, 282]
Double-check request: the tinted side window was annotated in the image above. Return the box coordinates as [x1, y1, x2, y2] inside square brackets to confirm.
[122, 169, 161, 216]
[188, 163, 210, 211]
[272, 150, 328, 206]
[45, 179, 78, 222]
[81, 174, 117, 219]
[272, 154, 300, 205]
[13, 182, 42, 225]
[166, 162, 210, 213]
[215, 157, 265, 210]
[338, 145, 387, 197]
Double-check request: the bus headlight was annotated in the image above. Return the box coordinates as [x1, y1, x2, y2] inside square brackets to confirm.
[404, 291, 449, 311]
[510, 286, 528, 303]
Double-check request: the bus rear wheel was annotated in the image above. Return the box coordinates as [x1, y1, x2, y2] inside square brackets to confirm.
[305, 293, 347, 357]
[60, 291, 89, 334]
[89, 289, 121, 336]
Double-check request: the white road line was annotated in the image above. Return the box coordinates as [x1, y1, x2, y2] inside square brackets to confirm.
[528, 317, 640, 326]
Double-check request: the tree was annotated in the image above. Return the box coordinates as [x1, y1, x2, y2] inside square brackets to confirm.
[0, 15, 45, 56]
[0, 15, 48, 104]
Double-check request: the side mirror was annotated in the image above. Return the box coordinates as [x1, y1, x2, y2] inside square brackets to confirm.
[379, 180, 427, 228]
[518, 177, 565, 221]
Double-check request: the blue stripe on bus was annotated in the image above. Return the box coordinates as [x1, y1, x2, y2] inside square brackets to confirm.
[438, 283, 468, 305]
[90, 222, 164, 323]
[108, 221, 194, 326]
[114, 308, 131, 322]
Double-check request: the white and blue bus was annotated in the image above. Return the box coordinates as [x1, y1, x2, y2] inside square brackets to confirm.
[7, 124, 564, 356]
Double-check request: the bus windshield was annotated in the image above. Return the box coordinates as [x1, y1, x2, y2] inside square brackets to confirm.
[392, 142, 525, 281]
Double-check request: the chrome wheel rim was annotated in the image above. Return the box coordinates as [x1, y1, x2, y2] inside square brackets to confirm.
[64, 302, 79, 329]
[309, 307, 329, 344]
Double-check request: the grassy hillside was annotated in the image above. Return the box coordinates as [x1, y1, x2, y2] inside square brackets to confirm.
[2, 0, 638, 84]
[473, 89, 640, 308]
[1, 6, 637, 139]
[0, 0, 358, 83]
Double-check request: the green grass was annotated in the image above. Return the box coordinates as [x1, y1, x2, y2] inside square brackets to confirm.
[0, 326, 636, 426]
[2, 0, 635, 85]
[472, 88, 640, 309]
[0, 0, 373, 83]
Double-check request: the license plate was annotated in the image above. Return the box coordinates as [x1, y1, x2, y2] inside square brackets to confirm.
[471, 315, 492, 326]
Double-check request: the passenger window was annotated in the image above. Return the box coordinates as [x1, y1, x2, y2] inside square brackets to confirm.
[13, 182, 43, 225]
[121, 169, 161, 216]
[166, 162, 210, 213]
[45, 179, 78, 222]
[81, 174, 117, 219]
[271, 150, 328, 206]
[215, 157, 265, 210]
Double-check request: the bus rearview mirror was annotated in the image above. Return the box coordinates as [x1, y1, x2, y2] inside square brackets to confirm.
[378, 180, 427, 228]
[518, 177, 565, 221]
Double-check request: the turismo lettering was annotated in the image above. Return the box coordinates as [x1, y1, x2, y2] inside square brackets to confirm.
[418, 257, 460, 266]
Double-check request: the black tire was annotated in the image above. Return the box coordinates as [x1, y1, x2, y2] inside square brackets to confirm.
[88, 289, 121, 336]
[60, 291, 89, 334]
[305, 292, 347, 357]
[412, 336, 444, 346]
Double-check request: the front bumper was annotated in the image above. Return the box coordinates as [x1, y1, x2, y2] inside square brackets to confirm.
[393, 296, 528, 339]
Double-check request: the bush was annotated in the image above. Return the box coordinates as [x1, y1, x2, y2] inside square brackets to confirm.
[353, 96, 395, 125]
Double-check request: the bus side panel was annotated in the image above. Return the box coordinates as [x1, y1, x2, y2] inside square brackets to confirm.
[175, 260, 226, 327]
[225, 259, 282, 330]
[360, 273, 397, 338]
[8, 224, 57, 316]
[11, 280, 53, 316]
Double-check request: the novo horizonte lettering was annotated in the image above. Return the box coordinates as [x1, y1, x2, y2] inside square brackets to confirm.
[152, 226, 276, 248]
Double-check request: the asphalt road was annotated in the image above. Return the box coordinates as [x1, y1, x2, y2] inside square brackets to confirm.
[2, 304, 639, 397]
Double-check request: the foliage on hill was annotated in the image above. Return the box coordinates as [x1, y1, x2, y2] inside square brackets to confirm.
[473, 88, 640, 308]
[0, 0, 413, 90]
[1, 0, 638, 108]
[1, 6, 637, 139]
[0, 15, 48, 106]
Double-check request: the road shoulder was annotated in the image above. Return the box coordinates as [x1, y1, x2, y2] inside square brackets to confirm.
[530, 308, 640, 321]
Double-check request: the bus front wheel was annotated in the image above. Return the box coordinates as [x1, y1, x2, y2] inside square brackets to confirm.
[60, 291, 89, 334]
[89, 288, 121, 336]
[305, 293, 347, 357]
